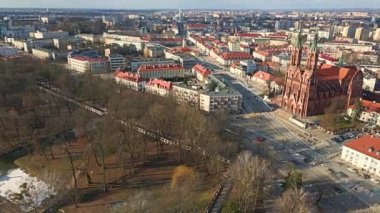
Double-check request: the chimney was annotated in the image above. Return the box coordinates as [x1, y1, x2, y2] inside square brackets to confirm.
[376, 151, 380, 156]
[369, 147, 374, 152]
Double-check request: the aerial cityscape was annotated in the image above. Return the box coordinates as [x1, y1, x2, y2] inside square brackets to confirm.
[0, 1, 379, 212]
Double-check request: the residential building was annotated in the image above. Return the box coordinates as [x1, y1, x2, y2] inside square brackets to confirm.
[228, 41, 240, 52]
[200, 90, 242, 114]
[31, 31, 69, 39]
[144, 44, 164, 58]
[192, 64, 211, 82]
[76, 34, 100, 43]
[280, 33, 363, 118]
[211, 51, 253, 66]
[137, 64, 185, 79]
[0, 45, 17, 57]
[251, 71, 273, 85]
[114, 70, 145, 91]
[341, 135, 380, 178]
[355, 27, 370, 41]
[374, 28, 380, 41]
[31, 48, 53, 59]
[348, 100, 380, 126]
[342, 26, 356, 38]
[199, 75, 242, 113]
[172, 83, 200, 107]
[108, 54, 126, 71]
[145, 78, 172, 96]
[130, 58, 176, 72]
[68, 56, 107, 73]
[230, 61, 256, 79]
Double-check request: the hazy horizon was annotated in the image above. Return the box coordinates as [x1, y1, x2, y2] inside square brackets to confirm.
[0, 0, 379, 10]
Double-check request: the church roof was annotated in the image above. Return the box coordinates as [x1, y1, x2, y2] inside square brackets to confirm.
[316, 64, 357, 81]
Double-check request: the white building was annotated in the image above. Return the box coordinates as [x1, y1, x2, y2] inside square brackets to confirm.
[108, 54, 126, 71]
[31, 48, 52, 59]
[145, 79, 172, 97]
[0, 45, 18, 57]
[172, 84, 200, 107]
[200, 91, 242, 113]
[31, 31, 69, 39]
[68, 56, 107, 73]
[192, 64, 211, 82]
[114, 70, 145, 91]
[341, 135, 380, 179]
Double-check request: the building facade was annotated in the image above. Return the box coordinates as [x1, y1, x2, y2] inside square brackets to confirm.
[341, 135, 380, 178]
[114, 70, 145, 91]
[137, 64, 185, 79]
[68, 56, 107, 73]
[280, 33, 363, 118]
[108, 54, 126, 71]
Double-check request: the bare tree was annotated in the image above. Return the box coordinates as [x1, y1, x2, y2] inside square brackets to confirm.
[274, 187, 311, 213]
[226, 151, 271, 212]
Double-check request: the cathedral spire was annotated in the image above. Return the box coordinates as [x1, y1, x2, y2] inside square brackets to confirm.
[310, 32, 318, 53]
[290, 30, 303, 67]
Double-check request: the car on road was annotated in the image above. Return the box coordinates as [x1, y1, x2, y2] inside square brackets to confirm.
[256, 136, 265, 142]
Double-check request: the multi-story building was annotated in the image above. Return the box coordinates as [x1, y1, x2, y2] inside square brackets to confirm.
[172, 83, 200, 107]
[114, 70, 145, 91]
[281, 33, 363, 118]
[144, 44, 164, 58]
[348, 99, 380, 126]
[341, 135, 380, 178]
[0, 45, 18, 57]
[199, 75, 242, 113]
[31, 31, 69, 39]
[76, 34, 100, 43]
[211, 51, 253, 66]
[68, 56, 107, 73]
[374, 28, 380, 41]
[200, 91, 242, 114]
[137, 64, 185, 79]
[130, 58, 176, 72]
[31, 48, 53, 59]
[192, 64, 211, 82]
[145, 78, 172, 96]
[108, 54, 126, 71]
[355, 27, 370, 41]
[230, 60, 257, 79]
[342, 26, 356, 38]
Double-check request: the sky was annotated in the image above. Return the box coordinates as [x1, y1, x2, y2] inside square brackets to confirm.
[0, 0, 379, 10]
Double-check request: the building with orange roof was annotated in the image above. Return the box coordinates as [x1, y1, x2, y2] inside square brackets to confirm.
[251, 71, 274, 86]
[145, 78, 172, 96]
[280, 33, 363, 118]
[192, 64, 211, 82]
[341, 135, 380, 178]
[114, 70, 145, 91]
[137, 64, 185, 79]
[348, 99, 380, 126]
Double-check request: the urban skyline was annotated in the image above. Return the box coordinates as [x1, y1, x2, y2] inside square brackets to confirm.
[1, 0, 380, 10]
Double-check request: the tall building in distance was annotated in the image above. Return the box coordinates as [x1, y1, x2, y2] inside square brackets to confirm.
[355, 27, 370, 41]
[280, 33, 363, 118]
[342, 25, 356, 38]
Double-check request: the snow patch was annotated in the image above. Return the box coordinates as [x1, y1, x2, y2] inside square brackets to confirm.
[0, 168, 56, 211]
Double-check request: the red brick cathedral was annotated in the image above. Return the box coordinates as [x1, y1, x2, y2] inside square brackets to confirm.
[280, 33, 363, 118]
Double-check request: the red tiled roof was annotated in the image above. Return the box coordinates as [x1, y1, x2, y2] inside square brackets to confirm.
[192, 64, 211, 76]
[146, 78, 172, 90]
[344, 135, 380, 161]
[349, 100, 380, 113]
[253, 71, 273, 81]
[167, 47, 192, 54]
[319, 54, 337, 62]
[114, 70, 144, 82]
[220, 51, 253, 60]
[316, 64, 357, 81]
[137, 64, 183, 72]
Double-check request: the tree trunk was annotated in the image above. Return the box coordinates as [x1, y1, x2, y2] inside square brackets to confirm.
[65, 148, 77, 189]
